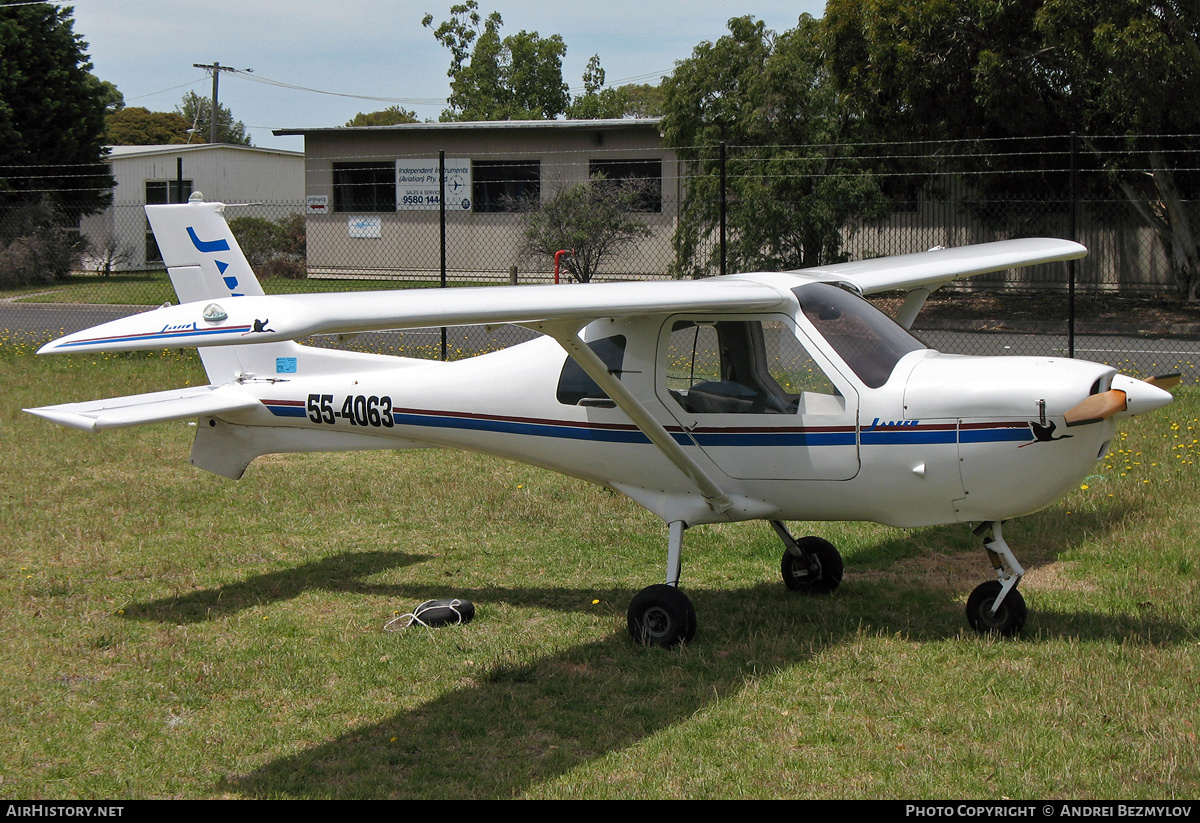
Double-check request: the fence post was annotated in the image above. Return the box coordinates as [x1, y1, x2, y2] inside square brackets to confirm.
[719, 141, 727, 277]
[440, 150, 447, 361]
[1068, 132, 1078, 358]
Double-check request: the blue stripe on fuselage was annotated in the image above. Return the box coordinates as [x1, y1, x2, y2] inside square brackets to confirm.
[259, 403, 1035, 448]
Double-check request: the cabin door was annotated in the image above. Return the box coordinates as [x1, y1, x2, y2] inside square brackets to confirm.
[657, 314, 860, 481]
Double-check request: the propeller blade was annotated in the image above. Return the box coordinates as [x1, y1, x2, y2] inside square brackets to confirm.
[1063, 389, 1126, 427]
[1063, 373, 1175, 427]
[1144, 373, 1182, 391]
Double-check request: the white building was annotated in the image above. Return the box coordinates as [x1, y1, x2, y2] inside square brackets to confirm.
[82, 144, 305, 271]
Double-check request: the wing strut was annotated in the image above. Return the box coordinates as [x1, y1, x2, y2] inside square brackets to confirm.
[534, 320, 733, 516]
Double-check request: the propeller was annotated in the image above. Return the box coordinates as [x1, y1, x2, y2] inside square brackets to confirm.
[1064, 390, 1127, 427]
[1144, 373, 1182, 390]
[1063, 373, 1177, 427]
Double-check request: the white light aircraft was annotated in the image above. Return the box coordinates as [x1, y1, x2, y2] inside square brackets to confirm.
[28, 195, 1177, 645]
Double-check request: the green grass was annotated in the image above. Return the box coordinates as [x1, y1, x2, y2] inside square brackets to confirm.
[1, 347, 1198, 798]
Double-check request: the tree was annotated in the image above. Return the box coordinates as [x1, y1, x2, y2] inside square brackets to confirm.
[345, 106, 420, 127]
[660, 15, 888, 277]
[1036, 0, 1200, 300]
[565, 55, 629, 120]
[620, 83, 666, 118]
[423, 1, 568, 120]
[105, 107, 192, 145]
[518, 175, 653, 283]
[825, 0, 1200, 299]
[178, 91, 250, 145]
[0, 1, 113, 215]
[0, 196, 85, 286]
[88, 76, 124, 116]
[85, 226, 134, 277]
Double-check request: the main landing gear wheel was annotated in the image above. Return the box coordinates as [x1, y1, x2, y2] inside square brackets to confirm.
[966, 580, 1027, 636]
[627, 584, 697, 647]
[781, 535, 844, 594]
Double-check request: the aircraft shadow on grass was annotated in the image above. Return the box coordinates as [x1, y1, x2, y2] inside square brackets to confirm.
[219, 595, 1186, 799]
[112, 502, 1187, 799]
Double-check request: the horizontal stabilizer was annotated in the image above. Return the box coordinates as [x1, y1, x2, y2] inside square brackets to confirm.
[25, 385, 257, 431]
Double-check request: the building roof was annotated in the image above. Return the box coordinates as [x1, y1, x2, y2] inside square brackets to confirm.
[272, 118, 662, 138]
[104, 144, 304, 160]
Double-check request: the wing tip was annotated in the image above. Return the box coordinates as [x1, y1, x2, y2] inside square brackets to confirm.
[24, 406, 98, 432]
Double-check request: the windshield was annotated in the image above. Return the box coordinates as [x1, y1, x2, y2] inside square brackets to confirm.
[792, 282, 926, 388]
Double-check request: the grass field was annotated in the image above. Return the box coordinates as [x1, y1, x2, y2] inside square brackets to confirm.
[2, 347, 1198, 799]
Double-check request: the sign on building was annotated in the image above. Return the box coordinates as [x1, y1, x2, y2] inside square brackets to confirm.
[395, 158, 472, 211]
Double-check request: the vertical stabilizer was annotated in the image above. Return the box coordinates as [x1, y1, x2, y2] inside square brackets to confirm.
[146, 194, 300, 383]
[146, 194, 266, 302]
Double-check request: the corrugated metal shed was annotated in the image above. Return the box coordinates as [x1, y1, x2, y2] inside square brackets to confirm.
[82, 144, 305, 271]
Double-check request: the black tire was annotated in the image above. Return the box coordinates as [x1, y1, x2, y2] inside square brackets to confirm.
[965, 581, 1026, 636]
[627, 584, 697, 647]
[781, 536, 843, 594]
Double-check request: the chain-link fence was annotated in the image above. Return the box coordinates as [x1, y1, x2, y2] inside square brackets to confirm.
[2, 133, 1198, 380]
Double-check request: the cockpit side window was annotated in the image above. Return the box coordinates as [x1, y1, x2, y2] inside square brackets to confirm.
[793, 282, 926, 388]
[557, 335, 627, 406]
[664, 318, 844, 415]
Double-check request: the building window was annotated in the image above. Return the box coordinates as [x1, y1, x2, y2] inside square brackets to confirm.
[146, 179, 193, 205]
[145, 179, 193, 263]
[333, 162, 395, 212]
[589, 158, 662, 212]
[472, 160, 540, 213]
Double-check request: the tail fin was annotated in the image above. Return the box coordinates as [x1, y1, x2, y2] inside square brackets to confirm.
[147, 194, 301, 383]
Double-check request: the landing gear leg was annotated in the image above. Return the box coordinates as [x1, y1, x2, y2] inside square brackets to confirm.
[966, 521, 1028, 636]
[627, 520, 697, 647]
[772, 520, 843, 594]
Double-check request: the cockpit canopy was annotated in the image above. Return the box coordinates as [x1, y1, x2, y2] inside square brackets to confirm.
[793, 282, 927, 388]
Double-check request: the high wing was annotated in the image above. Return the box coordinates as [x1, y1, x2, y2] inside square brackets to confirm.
[38, 278, 788, 354]
[803, 238, 1088, 296]
[792, 238, 1087, 328]
[39, 237, 1085, 355]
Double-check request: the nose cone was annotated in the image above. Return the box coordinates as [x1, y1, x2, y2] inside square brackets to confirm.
[1112, 373, 1174, 418]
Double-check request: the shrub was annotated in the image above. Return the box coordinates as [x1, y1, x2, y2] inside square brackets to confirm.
[0, 198, 84, 288]
[518, 175, 653, 283]
[227, 212, 306, 279]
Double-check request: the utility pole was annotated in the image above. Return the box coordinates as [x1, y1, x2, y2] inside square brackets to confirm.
[192, 62, 240, 143]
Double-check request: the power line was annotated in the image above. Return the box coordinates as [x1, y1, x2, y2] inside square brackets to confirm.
[124, 78, 207, 103]
[228, 69, 446, 107]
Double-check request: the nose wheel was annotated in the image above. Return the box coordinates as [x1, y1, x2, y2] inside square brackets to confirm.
[966, 579, 1027, 636]
[966, 521, 1027, 636]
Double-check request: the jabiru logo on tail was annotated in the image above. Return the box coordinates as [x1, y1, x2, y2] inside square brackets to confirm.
[187, 225, 243, 296]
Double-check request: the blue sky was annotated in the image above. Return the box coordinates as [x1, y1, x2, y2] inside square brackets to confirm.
[70, 1, 827, 150]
